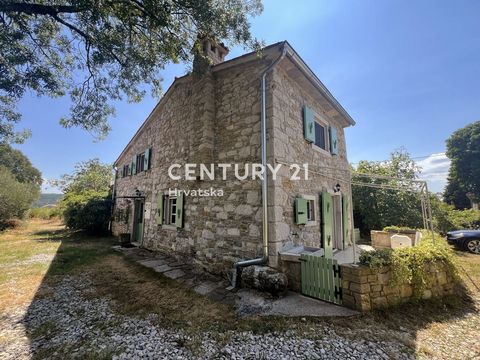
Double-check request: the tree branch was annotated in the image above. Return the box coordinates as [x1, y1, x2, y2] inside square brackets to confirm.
[0, 3, 84, 16]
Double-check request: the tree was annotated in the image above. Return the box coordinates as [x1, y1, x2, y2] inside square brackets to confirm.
[0, 166, 40, 228]
[0, 143, 42, 185]
[55, 158, 112, 194]
[444, 121, 480, 209]
[443, 175, 471, 210]
[0, 0, 263, 142]
[57, 159, 112, 233]
[352, 150, 424, 234]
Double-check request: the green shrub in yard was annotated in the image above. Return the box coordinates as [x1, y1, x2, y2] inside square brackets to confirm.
[382, 225, 417, 233]
[431, 196, 480, 234]
[28, 207, 63, 220]
[448, 209, 480, 230]
[62, 191, 112, 234]
[55, 159, 113, 235]
[0, 166, 40, 229]
[360, 232, 458, 297]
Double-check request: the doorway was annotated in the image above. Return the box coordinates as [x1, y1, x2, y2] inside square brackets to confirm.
[132, 199, 145, 244]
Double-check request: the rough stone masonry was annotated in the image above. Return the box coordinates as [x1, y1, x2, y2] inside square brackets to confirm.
[112, 41, 355, 284]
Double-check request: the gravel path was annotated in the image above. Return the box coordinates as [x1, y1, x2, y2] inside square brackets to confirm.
[0, 274, 413, 359]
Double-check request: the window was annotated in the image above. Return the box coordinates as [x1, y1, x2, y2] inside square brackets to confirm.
[157, 192, 184, 228]
[314, 122, 327, 150]
[306, 199, 315, 221]
[122, 164, 130, 177]
[164, 196, 177, 225]
[136, 153, 145, 173]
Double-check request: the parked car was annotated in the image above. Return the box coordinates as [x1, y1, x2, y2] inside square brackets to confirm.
[446, 230, 480, 254]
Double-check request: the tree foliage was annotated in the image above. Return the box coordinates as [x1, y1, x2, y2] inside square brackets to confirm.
[0, 143, 42, 185]
[62, 190, 112, 234]
[444, 121, 480, 208]
[54, 158, 112, 194]
[431, 196, 480, 234]
[0, 144, 41, 228]
[352, 150, 424, 234]
[0, 0, 263, 142]
[58, 158, 112, 233]
[0, 166, 40, 228]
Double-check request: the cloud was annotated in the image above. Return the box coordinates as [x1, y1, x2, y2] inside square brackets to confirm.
[417, 153, 450, 193]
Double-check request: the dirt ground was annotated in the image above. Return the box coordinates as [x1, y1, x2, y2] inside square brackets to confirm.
[0, 219, 478, 359]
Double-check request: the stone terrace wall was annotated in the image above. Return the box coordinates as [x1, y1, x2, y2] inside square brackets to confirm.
[340, 262, 456, 312]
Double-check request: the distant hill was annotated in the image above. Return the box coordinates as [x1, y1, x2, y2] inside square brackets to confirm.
[33, 193, 63, 208]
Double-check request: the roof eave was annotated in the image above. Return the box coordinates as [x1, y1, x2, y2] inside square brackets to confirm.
[283, 42, 356, 127]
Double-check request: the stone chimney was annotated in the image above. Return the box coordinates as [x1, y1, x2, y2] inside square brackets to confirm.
[200, 38, 229, 65]
[193, 38, 229, 74]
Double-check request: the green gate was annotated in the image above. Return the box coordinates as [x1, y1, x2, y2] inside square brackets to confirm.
[300, 254, 342, 305]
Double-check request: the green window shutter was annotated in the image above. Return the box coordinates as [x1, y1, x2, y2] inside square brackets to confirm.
[131, 155, 137, 175]
[322, 192, 334, 258]
[342, 194, 351, 248]
[175, 192, 184, 228]
[303, 106, 316, 143]
[156, 194, 164, 225]
[329, 126, 339, 155]
[295, 197, 308, 225]
[145, 148, 152, 170]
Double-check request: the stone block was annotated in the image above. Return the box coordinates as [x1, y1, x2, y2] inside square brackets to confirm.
[342, 294, 355, 307]
[241, 265, 288, 295]
[163, 269, 185, 279]
[383, 285, 400, 296]
[422, 289, 432, 299]
[372, 296, 388, 309]
[437, 271, 448, 285]
[353, 293, 371, 311]
[350, 282, 370, 294]
[377, 272, 391, 285]
[400, 285, 413, 298]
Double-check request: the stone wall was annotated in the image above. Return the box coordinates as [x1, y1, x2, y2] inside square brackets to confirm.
[113, 59, 272, 275]
[340, 263, 456, 312]
[267, 61, 353, 267]
[112, 45, 355, 276]
[371, 230, 417, 249]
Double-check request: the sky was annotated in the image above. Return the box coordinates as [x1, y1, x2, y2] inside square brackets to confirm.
[12, 0, 480, 194]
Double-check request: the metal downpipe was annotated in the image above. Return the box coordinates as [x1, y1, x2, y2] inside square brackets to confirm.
[232, 44, 287, 286]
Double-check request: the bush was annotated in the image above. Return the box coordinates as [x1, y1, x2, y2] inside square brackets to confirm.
[0, 166, 40, 229]
[382, 225, 417, 233]
[62, 191, 112, 234]
[448, 209, 480, 230]
[360, 232, 458, 297]
[28, 207, 63, 220]
[432, 199, 480, 234]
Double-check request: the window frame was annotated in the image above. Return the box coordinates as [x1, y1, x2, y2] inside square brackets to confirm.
[302, 194, 318, 227]
[161, 194, 178, 229]
[311, 113, 330, 155]
[136, 153, 145, 173]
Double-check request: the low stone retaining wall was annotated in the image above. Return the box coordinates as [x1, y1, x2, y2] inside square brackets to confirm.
[340, 262, 456, 311]
[370, 230, 418, 249]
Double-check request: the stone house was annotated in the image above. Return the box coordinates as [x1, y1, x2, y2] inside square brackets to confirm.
[112, 40, 356, 285]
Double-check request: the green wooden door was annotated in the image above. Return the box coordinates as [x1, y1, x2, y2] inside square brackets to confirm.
[300, 254, 342, 305]
[133, 200, 144, 243]
[322, 192, 334, 259]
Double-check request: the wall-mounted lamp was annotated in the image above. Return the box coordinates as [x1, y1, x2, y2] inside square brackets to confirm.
[334, 183, 341, 193]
